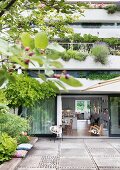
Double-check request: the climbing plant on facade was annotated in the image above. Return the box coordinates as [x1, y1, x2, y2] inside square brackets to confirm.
[5, 74, 57, 108]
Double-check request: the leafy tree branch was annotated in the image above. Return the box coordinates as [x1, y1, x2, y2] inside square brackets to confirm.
[0, 0, 17, 17]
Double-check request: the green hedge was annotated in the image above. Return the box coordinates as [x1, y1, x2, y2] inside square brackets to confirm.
[58, 33, 120, 46]
[61, 49, 88, 61]
[80, 73, 120, 80]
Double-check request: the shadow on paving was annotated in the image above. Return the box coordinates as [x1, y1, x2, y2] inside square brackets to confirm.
[17, 138, 120, 170]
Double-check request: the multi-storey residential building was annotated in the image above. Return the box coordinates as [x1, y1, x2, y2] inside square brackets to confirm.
[22, 0, 120, 137]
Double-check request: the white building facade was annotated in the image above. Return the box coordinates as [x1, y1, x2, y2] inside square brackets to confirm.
[23, 0, 120, 137]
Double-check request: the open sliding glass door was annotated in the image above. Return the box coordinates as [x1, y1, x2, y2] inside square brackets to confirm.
[109, 95, 120, 137]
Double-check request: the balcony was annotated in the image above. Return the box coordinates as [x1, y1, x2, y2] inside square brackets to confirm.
[59, 43, 120, 53]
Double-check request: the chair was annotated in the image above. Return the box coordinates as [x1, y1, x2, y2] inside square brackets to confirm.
[89, 124, 103, 136]
[50, 125, 63, 142]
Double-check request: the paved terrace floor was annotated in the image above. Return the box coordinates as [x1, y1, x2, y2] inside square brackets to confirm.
[17, 138, 120, 170]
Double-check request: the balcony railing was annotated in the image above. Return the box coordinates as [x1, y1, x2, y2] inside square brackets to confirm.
[59, 43, 120, 54]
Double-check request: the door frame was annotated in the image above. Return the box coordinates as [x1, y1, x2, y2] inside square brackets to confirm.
[108, 94, 120, 137]
[61, 94, 110, 137]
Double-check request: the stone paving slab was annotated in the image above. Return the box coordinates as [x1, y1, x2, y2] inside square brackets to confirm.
[93, 157, 120, 167]
[34, 142, 59, 149]
[18, 168, 56, 170]
[38, 156, 58, 169]
[19, 156, 42, 168]
[89, 148, 120, 157]
[61, 148, 89, 157]
[61, 139, 84, 143]
[60, 169, 97, 170]
[109, 143, 120, 149]
[29, 149, 58, 156]
[59, 158, 96, 169]
[17, 138, 120, 170]
[99, 168, 120, 170]
[60, 143, 85, 149]
[85, 142, 112, 148]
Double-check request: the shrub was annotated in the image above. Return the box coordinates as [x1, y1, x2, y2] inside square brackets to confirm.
[62, 49, 88, 61]
[16, 135, 30, 144]
[0, 112, 29, 138]
[0, 133, 17, 164]
[83, 34, 99, 43]
[91, 45, 109, 65]
[0, 104, 9, 115]
[105, 5, 117, 14]
[86, 73, 120, 80]
[73, 34, 84, 43]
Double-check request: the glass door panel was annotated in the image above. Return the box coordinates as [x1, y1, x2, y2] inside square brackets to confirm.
[109, 96, 120, 136]
[22, 98, 56, 135]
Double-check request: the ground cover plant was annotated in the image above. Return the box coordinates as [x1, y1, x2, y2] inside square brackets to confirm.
[0, 133, 17, 164]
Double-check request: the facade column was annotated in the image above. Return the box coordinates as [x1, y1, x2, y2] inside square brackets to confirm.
[57, 95, 62, 137]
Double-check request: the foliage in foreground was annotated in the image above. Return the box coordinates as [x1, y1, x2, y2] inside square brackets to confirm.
[0, 133, 17, 164]
[0, 0, 82, 41]
[0, 32, 82, 89]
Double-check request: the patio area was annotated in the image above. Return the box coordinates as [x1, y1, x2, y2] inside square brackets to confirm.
[17, 138, 120, 170]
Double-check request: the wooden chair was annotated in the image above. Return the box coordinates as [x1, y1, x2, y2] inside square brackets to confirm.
[89, 124, 103, 136]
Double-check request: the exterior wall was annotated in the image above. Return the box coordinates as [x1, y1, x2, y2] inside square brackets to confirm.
[80, 9, 120, 22]
[58, 56, 120, 70]
[29, 55, 120, 70]
[67, 0, 119, 3]
[71, 9, 120, 38]
[72, 28, 120, 38]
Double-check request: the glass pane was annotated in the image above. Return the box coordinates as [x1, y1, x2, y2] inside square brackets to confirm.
[110, 97, 120, 135]
[22, 98, 56, 134]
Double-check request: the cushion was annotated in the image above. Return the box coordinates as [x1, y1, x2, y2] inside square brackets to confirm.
[17, 143, 33, 150]
[13, 150, 28, 158]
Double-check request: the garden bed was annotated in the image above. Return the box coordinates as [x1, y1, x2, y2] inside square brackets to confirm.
[0, 137, 38, 170]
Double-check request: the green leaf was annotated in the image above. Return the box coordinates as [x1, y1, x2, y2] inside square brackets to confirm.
[31, 56, 43, 66]
[35, 32, 48, 49]
[0, 38, 9, 51]
[38, 74, 46, 81]
[50, 61, 63, 68]
[47, 50, 63, 60]
[45, 68, 54, 77]
[29, 38, 35, 49]
[21, 32, 33, 48]
[0, 68, 7, 86]
[10, 56, 28, 68]
[47, 80, 60, 93]
[54, 79, 67, 91]
[60, 76, 82, 87]
[47, 43, 65, 53]
[0, 77, 6, 86]
[0, 39, 12, 56]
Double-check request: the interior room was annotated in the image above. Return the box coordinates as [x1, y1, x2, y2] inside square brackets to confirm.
[62, 95, 109, 137]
